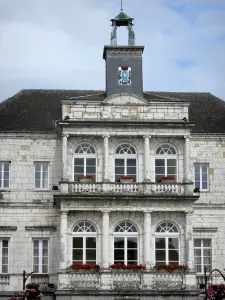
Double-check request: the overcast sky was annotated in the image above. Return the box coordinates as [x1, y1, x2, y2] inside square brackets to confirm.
[0, 0, 225, 102]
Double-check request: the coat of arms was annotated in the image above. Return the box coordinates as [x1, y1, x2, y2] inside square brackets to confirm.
[118, 66, 131, 85]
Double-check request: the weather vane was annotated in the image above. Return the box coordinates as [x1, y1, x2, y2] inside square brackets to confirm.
[121, 0, 123, 10]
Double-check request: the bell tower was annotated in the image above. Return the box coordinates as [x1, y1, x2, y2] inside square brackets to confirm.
[103, 4, 144, 97]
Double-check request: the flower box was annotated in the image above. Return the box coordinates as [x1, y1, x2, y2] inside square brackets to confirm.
[160, 176, 176, 183]
[110, 263, 145, 271]
[120, 176, 134, 183]
[79, 175, 93, 183]
[153, 264, 187, 273]
[70, 263, 100, 271]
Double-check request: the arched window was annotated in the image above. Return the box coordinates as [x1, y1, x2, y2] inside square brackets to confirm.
[115, 144, 137, 182]
[72, 221, 97, 264]
[155, 144, 177, 182]
[155, 222, 180, 265]
[113, 221, 138, 265]
[74, 143, 96, 181]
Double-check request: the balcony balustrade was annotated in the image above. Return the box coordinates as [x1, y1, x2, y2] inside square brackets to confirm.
[58, 270, 194, 291]
[59, 181, 194, 195]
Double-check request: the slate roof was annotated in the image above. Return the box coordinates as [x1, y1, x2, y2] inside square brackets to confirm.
[0, 89, 224, 134]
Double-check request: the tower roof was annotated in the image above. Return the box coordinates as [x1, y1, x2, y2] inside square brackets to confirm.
[111, 10, 134, 26]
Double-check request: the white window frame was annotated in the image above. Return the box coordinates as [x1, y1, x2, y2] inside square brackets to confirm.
[33, 239, 49, 274]
[34, 162, 49, 190]
[0, 239, 9, 273]
[0, 161, 10, 189]
[73, 143, 97, 181]
[155, 144, 177, 182]
[113, 221, 139, 265]
[194, 163, 209, 191]
[194, 238, 211, 274]
[154, 222, 180, 265]
[114, 143, 137, 182]
[72, 221, 97, 264]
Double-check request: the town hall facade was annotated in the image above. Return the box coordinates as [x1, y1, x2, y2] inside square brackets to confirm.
[0, 8, 225, 300]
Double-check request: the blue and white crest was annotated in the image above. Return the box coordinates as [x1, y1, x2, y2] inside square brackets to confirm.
[118, 67, 131, 85]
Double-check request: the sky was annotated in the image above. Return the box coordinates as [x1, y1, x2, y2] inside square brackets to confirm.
[0, 0, 225, 102]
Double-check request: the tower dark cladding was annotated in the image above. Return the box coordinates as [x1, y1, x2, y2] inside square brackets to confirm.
[103, 7, 144, 97]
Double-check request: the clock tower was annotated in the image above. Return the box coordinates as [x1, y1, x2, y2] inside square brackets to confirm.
[103, 8, 144, 97]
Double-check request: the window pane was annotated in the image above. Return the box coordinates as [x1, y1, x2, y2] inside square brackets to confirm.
[86, 237, 96, 249]
[169, 238, 178, 249]
[127, 159, 136, 166]
[127, 237, 137, 249]
[42, 265, 48, 273]
[2, 240, 8, 248]
[127, 167, 136, 175]
[115, 167, 124, 174]
[115, 159, 124, 166]
[194, 249, 201, 257]
[169, 250, 179, 262]
[73, 249, 83, 260]
[128, 250, 137, 260]
[86, 167, 96, 174]
[155, 238, 165, 249]
[203, 240, 211, 247]
[156, 250, 166, 262]
[35, 163, 41, 172]
[73, 237, 83, 248]
[86, 250, 96, 261]
[42, 257, 48, 265]
[167, 159, 176, 167]
[194, 239, 201, 247]
[114, 249, 124, 261]
[114, 237, 124, 248]
[203, 249, 211, 256]
[74, 158, 84, 165]
[86, 158, 96, 166]
[155, 159, 165, 166]
[74, 166, 84, 174]
[203, 257, 211, 265]
[202, 182, 208, 189]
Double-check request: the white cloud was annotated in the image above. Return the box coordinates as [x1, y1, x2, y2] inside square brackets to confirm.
[0, 0, 224, 101]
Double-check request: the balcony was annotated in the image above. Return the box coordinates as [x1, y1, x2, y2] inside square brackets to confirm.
[58, 270, 196, 291]
[59, 181, 195, 196]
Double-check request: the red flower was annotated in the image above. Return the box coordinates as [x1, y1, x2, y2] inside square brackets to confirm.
[160, 176, 176, 180]
[110, 263, 145, 270]
[71, 263, 100, 271]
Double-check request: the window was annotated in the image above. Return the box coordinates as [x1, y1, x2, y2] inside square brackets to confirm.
[114, 221, 138, 265]
[194, 239, 211, 273]
[155, 144, 177, 182]
[74, 143, 96, 181]
[115, 144, 137, 182]
[0, 239, 9, 273]
[194, 163, 209, 190]
[0, 162, 10, 188]
[155, 222, 179, 265]
[34, 162, 49, 189]
[72, 221, 97, 264]
[33, 239, 49, 273]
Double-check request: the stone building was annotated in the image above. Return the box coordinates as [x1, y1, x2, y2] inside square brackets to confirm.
[0, 8, 225, 300]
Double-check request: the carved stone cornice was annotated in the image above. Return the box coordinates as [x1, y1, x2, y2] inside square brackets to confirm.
[103, 45, 144, 59]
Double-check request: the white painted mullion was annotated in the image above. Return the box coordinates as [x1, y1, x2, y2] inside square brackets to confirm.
[166, 237, 169, 264]
[124, 159, 127, 176]
[125, 237, 127, 264]
[201, 240, 204, 273]
[84, 158, 87, 176]
[38, 240, 42, 273]
[83, 237, 86, 264]
[0, 164, 2, 187]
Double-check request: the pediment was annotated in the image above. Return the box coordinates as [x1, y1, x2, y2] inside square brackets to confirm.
[103, 93, 148, 105]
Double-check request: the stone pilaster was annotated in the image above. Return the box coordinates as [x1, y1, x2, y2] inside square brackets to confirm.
[144, 211, 152, 270]
[102, 211, 110, 269]
[185, 211, 194, 271]
[143, 136, 151, 182]
[102, 135, 110, 182]
[62, 134, 69, 180]
[60, 211, 68, 269]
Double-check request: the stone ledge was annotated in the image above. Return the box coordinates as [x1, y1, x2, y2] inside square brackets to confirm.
[25, 226, 57, 231]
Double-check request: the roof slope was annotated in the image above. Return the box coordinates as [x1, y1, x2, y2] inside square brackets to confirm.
[0, 89, 224, 133]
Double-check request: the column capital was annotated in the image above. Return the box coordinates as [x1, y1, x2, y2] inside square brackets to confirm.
[185, 210, 193, 215]
[184, 135, 190, 140]
[102, 135, 110, 139]
[143, 135, 151, 139]
[143, 210, 153, 214]
[62, 134, 69, 138]
[101, 210, 111, 215]
[60, 210, 68, 215]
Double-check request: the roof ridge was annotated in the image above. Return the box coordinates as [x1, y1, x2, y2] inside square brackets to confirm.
[144, 91, 180, 101]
